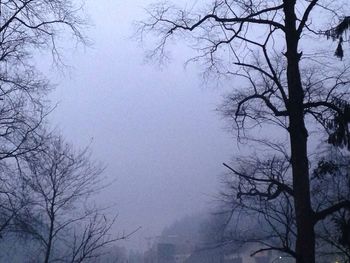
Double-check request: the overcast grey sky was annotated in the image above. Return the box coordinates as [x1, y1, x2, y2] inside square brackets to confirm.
[41, 0, 234, 251]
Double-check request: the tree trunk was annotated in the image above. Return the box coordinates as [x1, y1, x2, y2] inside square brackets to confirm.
[283, 1, 315, 263]
[44, 205, 55, 263]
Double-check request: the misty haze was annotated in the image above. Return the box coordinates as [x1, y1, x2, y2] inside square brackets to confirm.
[0, 1, 349, 263]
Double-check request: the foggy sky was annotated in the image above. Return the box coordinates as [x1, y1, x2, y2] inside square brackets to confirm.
[41, 0, 234, 251]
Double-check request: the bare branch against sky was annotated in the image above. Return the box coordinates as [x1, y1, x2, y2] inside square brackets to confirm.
[41, 0, 234, 251]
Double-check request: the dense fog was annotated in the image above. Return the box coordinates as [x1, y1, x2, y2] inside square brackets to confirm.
[0, 0, 350, 263]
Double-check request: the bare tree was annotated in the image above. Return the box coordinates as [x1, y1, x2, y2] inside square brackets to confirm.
[220, 154, 296, 257]
[0, 0, 87, 65]
[0, 0, 87, 163]
[218, 143, 350, 263]
[0, 0, 88, 166]
[67, 213, 139, 263]
[0, 0, 87, 236]
[17, 136, 121, 263]
[0, 0, 87, 159]
[138, 1, 350, 262]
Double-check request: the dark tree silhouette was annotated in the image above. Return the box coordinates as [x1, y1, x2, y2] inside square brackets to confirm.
[0, 0, 87, 238]
[139, 1, 350, 262]
[220, 144, 350, 262]
[20, 136, 122, 263]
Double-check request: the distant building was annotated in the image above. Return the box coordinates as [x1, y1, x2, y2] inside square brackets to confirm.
[143, 234, 293, 263]
[184, 247, 224, 263]
[183, 243, 293, 263]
